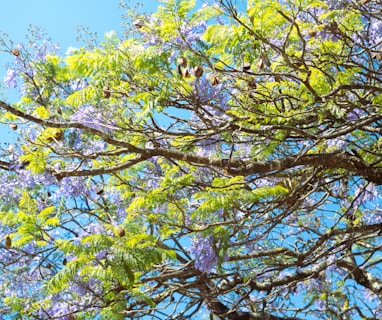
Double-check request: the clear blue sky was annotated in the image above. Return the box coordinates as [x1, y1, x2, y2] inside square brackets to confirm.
[0, 0, 158, 142]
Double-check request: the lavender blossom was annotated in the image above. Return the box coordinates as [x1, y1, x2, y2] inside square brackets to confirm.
[4, 69, 18, 88]
[190, 235, 218, 273]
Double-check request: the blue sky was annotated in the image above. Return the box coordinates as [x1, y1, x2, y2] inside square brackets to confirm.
[0, 0, 158, 142]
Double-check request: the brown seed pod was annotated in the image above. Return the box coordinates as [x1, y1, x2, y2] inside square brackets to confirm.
[247, 78, 257, 89]
[372, 49, 382, 61]
[63, 258, 67, 265]
[133, 19, 144, 29]
[177, 56, 187, 67]
[102, 86, 111, 98]
[181, 68, 190, 78]
[96, 188, 104, 195]
[242, 62, 251, 71]
[307, 28, 317, 37]
[256, 57, 265, 70]
[68, 315, 75, 320]
[208, 74, 220, 86]
[12, 49, 20, 57]
[117, 226, 126, 237]
[47, 130, 64, 143]
[5, 236, 11, 248]
[193, 66, 204, 78]
[10, 124, 18, 130]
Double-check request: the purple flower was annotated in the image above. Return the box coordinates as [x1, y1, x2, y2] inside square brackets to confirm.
[4, 69, 18, 88]
[179, 21, 207, 43]
[190, 235, 218, 273]
[326, 137, 348, 150]
[369, 18, 382, 45]
[70, 105, 117, 133]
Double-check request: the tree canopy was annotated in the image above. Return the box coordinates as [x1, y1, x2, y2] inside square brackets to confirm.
[1, 0, 382, 319]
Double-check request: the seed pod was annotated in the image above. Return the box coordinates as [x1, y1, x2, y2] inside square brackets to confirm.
[133, 19, 144, 29]
[46, 263, 53, 269]
[177, 56, 187, 67]
[193, 66, 204, 78]
[8, 145, 14, 153]
[10, 124, 17, 130]
[181, 68, 190, 78]
[68, 315, 75, 320]
[328, 21, 337, 31]
[294, 59, 303, 68]
[242, 62, 251, 71]
[256, 57, 265, 70]
[117, 226, 126, 237]
[307, 28, 317, 37]
[63, 258, 67, 265]
[12, 49, 20, 57]
[96, 188, 104, 195]
[47, 130, 64, 142]
[247, 78, 257, 89]
[102, 86, 111, 98]
[208, 74, 220, 86]
[5, 236, 11, 248]
[372, 48, 382, 61]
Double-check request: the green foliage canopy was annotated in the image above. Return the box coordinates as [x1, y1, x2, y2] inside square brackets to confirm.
[0, 0, 382, 319]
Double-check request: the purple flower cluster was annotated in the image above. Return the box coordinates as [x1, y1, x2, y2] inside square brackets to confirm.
[178, 21, 207, 43]
[51, 176, 88, 201]
[190, 235, 218, 273]
[3, 33, 60, 90]
[70, 105, 118, 133]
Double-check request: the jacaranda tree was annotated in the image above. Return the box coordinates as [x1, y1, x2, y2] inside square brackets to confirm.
[0, 0, 382, 318]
